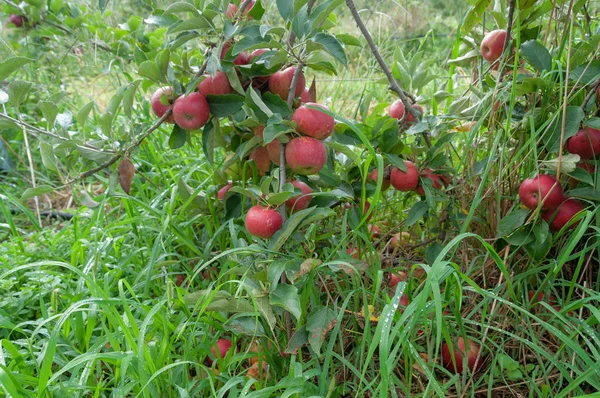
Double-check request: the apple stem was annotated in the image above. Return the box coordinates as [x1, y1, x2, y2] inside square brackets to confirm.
[344, 0, 428, 145]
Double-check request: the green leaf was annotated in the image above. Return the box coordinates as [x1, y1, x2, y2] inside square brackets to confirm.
[99, 0, 111, 13]
[202, 119, 215, 164]
[8, 80, 31, 107]
[38, 101, 59, 127]
[284, 326, 308, 355]
[311, 32, 347, 66]
[205, 94, 245, 117]
[224, 316, 265, 337]
[21, 185, 54, 201]
[169, 124, 187, 149]
[335, 33, 362, 47]
[584, 118, 600, 130]
[498, 209, 530, 237]
[122, 82, 139, 119]
[524, 227, 552, 261]
[306, 307, 337, 356]
[270, 284, 302, 322]
[406, 201, 429, 227]
[0, 57, 33, 82]
[276, 0, 294, 20]
[76, 101, 95, 128]
[543, 107, 585, 153]
[168, 17, 213, 34]
[269, 207, 332, 252]
[570, 60, 600, 84]
[163, 2, 199, 14]
[39, 141, 58, 172]
[461, 0, 493, 34]
[137, 61, 162, 83]
[521, 40, 552, 72]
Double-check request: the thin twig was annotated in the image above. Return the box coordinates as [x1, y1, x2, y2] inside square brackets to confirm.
[344, 0, 428, 146]
[581, 78, 600, 110]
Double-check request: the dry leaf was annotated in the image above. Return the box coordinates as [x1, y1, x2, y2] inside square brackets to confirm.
[118, 156, 135, 195]
[308, 77, 317, 102]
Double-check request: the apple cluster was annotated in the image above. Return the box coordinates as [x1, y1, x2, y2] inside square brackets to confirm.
[368, 161, 448, 197]
[518, 174, 585, 232]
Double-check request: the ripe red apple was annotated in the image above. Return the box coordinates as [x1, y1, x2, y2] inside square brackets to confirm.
[198, 71, 233, 96]
[218, 183, 233, 200]
[249, 48, 269, 61]
[10, 14, 24, 27]
[566, 127, 600, 159]
[299, 88, 311, 104]
[208, 338, 233, 365]
[292, 103, 335, 140]
[368, 169, 391, 191]
[245, 205, 283, 238]
[400, 293, 409, 306]
[249, 147, 271, 175]
[172, 92, 210, 130]
[541, 198, 585, 232]
[390, 161, 419, 191]
[269, 66, 306, 100]
[406, 104, 424, 123]
[253, 126, 265, 140]
[388, 100, 405, 120]
[362, 200, 372, 221]
[285, 180, 312, 212]
[441, 337, 481, 373]
[221, 42, 250, 65]
[150, 86, 176, 123]
[368, 224, 382, 239]
[390, 232, 411, 249]
[285, 137, 327, 175]
[225, 1, 255, 19]
[518, 174, 564, 211]
[480, 29, 507, 62]
[266, 138, 282, 165]
[414, 169, 444, 196]
[346, 247, 359, 259]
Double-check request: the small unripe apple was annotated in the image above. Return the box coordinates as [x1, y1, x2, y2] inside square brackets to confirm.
[198, 71, 233, 96]
[249, 147, 271, 175]
[285, 136, 327, 175]
[245, 205, 283, 239]
[150, 86, 176, 123]
[218, 183, 233, 200]
[285, 180, 312, 212]
[172, 92, 211, 131]
[10, 14, 24, 27]
[441, 337, 482, 373]
[208, 338, 233, 365]
[566, 127, 600, 159]
[518, 174, 564, 211]
[368, 169, 391, 191]
[480, 29, 507, 62]
[541, 198, 585, 232]
[221, 42, 250, 65]
[390, 161, 419, 191]
[269, 66, 306, 100]
[406, 104, 424, 123]
[388, 100, 405, 120]
[292, 103, 335, 140]
[226, 1, 255, 19]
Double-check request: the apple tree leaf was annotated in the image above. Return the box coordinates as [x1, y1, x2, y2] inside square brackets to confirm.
[521, 40, 552, 72]
[270, 283, 302, 322]
[169, 124, 187, 149]
[117, 156, 135, 195]
[306, 306, 337, 356]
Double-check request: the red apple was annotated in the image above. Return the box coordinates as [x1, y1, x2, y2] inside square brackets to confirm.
[388, 273, 401, 288]
[249, 147, 271, 175]
[346, 247, 359, 259]
[390, 232, 411, 249]
[221, 42, 250, 66]
[285, 180, 312, 212]
[441, 337, 482, 373]
[368, 169, 391, 191]
[362, 201, 372, 221]
[518, 174, 564, 211]
[254, 126, 265, 140]
[400, 293, 409, 307]
[10, 14, 24, 27]
[269, 66, 306, 100]
[541, 198, 585, 232]
[390, 161, 419, 191]
[388, 100, 405, 120]
[292, 103, 334, 140]
[245, 205, 283, 239]
[299, 88, 311, 104]
[249, 48, 269, 61]
[172, 92, 210, 131]
[285, 136, 327, 175]
[226, 1, 255, 19]
[566, 127, 600, 160]
[150, 86, 176, 123]
[368, 224, 382, 239]
[406, 104, 424, 123]
[198, 71, 233, 96]
[480, 29, 507, 62]
[208, 338, 232, 365]
[266, 138, 281, 165]
[414, 169, 444, 196]
[218, 183, 233, 200]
